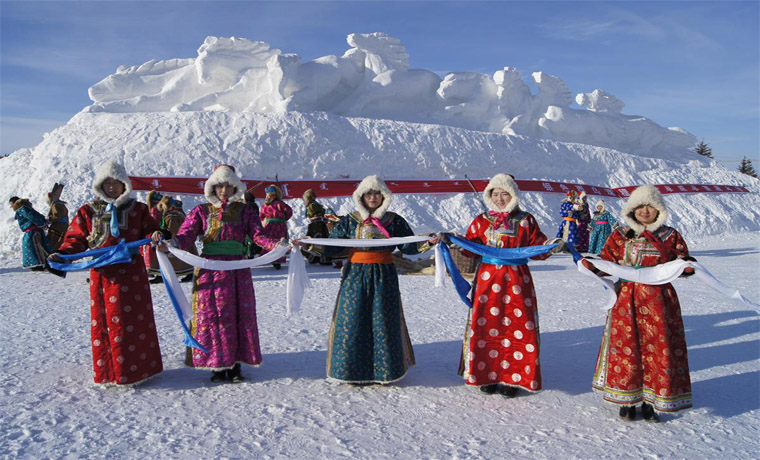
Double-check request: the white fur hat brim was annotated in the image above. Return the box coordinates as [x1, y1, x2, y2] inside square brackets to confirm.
[93, 160, 133, 208]
[353, 175, 392, 220]
[204, 165, 245, 207]
[483, 173, 520, 213]
[622, 184, 668, 234]
[594, 200, 606, 212]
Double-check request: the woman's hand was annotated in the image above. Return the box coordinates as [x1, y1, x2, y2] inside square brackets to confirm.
[291, 239, 306, 247]
[427, 233, 440, 245]
[48, 253, 66, 263]
[152, 232, 171, 253]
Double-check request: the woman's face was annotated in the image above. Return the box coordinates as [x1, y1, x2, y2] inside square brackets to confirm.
[362, 190, 384, 212]
[102, 178, 125, 199]
[634, 205, 658, 225]
[490, 188, 512, 211]
[214, 183, 235, 201]
[597, 204, 603, 212]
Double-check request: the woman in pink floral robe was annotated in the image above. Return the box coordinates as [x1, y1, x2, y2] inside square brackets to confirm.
[170, 165, 281, 383]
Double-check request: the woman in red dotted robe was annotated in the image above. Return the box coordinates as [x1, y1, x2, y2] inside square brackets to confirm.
[458, 174, 562, 397]
[55, 161, 166, 386]
[587, 185, 695, 422]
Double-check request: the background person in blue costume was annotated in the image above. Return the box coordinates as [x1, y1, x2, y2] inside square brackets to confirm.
[324, 175, 437, 385]
[555, 190, 580, 247]
[588, 200, 618, 255]
[10, 196, 55, 272]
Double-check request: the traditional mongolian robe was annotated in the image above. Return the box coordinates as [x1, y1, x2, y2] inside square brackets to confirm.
[260, 199, 293, 240]
[13, 199, 54, 269]
[326, 211, 422, 383]
[260, 197, 292, 264]
[142, 205, 163, 278]
[459, 210, 550, 391]
[575, 199, 591, 252]
[57, 198, 164, 385]
[160, 206, 195, 277]
[173, 201, 279, 370]
[588, 210, 617, 255]
[555, 200, 579, 246]
[46, 200, 69, 251]
[592, 226, 693, 412]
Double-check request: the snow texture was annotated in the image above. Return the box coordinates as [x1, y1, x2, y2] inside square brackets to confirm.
[1, 109, 758, 258]
[83, 34, 698, 160]
[0, 234, 757, 458]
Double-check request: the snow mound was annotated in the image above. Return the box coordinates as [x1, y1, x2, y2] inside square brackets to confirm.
[85, 33, 696, 160]
[1, 111, 757, 257]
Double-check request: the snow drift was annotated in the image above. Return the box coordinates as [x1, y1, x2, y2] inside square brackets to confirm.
[1, 33, 758, 256]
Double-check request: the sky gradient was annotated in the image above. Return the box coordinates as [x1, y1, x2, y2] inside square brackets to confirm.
[1, 1, 758, 168]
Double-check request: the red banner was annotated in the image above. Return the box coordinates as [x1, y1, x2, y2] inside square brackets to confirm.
[128, 176, 750, 199]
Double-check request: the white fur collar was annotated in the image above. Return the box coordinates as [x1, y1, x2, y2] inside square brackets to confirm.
[621, 184, 669, 234]
[352, 175, 392, 220]
[483, 173, 520, 213]
[92, 160, 133, 208]
[204, 165, 245, 207]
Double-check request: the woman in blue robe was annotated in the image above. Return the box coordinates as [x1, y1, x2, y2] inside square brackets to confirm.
[588, 200, 618, 254]
[325, 175, 432, 384]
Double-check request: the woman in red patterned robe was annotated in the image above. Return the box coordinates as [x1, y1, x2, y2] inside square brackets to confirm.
[587, 185, 695, 422]
[459, 174, 562, 397]
[54, 161, 166, 386]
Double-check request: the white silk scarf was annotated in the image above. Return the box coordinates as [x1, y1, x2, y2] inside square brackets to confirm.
[579, 258, 760, 311]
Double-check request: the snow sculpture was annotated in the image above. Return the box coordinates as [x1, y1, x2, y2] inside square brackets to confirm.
[576, 89, 625, 113]
[84, 32, 697, 158]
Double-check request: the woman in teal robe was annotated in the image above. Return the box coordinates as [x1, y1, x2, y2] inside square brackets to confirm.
[10, 197, 54, 270]
[325, 175, 432, 384]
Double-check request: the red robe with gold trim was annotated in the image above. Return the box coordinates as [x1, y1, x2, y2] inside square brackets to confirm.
[592, 226, 692, 412]
[459, 210, 550, 391]
[58, 199, 164, 385]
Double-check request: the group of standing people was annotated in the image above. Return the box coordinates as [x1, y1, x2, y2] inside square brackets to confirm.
[16, 160, 698, 423]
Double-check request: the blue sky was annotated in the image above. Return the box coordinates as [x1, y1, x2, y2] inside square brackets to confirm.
[1, 1, 758, 168]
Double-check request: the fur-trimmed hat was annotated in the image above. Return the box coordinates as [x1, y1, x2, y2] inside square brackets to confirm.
[93, 160, 133, 208]
[353, 175, 392, 220]
[156, 195, 173, 214]
[621, 185, 668, 234]
[303, 188, 316, 202]
[146, 190, 164, 207]
[204, 164, 245, 207]
[265, 184, 283, 200]
[483, 173, 520, 213]
[594, 200, 606, 212]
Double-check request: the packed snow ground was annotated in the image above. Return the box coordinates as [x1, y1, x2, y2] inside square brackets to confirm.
[1, 233, 758, 459]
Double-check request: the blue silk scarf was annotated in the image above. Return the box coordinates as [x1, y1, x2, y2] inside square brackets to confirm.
[439, 234, 558, 308]
[48, 238, 150, 271]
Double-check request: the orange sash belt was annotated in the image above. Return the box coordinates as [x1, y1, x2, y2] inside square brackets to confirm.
[349, 250, 394, 264]
[564, 217, 577, 222]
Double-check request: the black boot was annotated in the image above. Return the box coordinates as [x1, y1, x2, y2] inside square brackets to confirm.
[479, 384, 499, 394]
[618, 405, 636, 421]
[499, 385, 519, 398]
[210, 370, 227, 383]
[227, 363, 244, 383]
[641, 402, 659, 423]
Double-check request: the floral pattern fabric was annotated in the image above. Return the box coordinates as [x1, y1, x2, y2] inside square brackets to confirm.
[326, 212, 419, 383]
[592, 226, 693, 412]
[173, 202, 279, 370]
